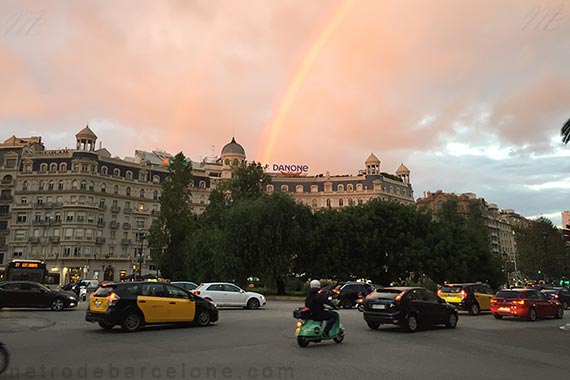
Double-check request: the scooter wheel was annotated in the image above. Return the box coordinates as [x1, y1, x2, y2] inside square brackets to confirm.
[297, 336, 309, 348]
[333, 333, 344, 344]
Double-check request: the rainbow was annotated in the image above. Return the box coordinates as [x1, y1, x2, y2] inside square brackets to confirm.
[257, 0, 355, 164]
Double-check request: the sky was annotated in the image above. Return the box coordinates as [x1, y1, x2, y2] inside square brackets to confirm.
[1, 0, 569, 225]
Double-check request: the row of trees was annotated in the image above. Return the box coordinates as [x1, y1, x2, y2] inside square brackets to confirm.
[148, 153, 566, 294]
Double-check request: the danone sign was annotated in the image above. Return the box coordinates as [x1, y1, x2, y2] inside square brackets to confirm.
[272, 164, 309, 176]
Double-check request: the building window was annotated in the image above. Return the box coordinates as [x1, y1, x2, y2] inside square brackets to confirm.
[356, 184, 363, 191]
[40, 163, 48, 172]
[233, 158, 239, 166]
[339, 199, 344, 207]
[126, 171, 133, 180]
[114, 185, 119, 194]
[22, 181, 28, 191]
[39, 181, 45, 191]
[48, 181, 54, 191]
[140, 189, 145, 198]
[338, 184, 344, 192]
[266, 185, 274, 193]
[312, 199, 318, 207]
[126, 187, 131, 196]
[153, 191, 159, 200]
[326, 199, 331, 207]
[311, 185, 318, 193]
[80, 181, 87, 190]
[58, 181, 64, 191]
[49, 163, 57, 172]
[347, 184, 353, 192]
[199, 181, 206, 189]
[101, 166, 108, 175]
[349, 198, 354, 206]
[280, 185, 289, 192]
[296, 185, 303, 193]
[114, 169, 120, 177]
[72, 180, 78, 190]
[59, 163, 67, 172]
[101, 183, 106, 193]
[89, 182, 94, 191]
[152, 175, 160, 184]
[224, 159, 230, 165]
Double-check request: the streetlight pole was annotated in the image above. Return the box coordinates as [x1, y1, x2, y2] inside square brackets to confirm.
[542, 231, 547, 282]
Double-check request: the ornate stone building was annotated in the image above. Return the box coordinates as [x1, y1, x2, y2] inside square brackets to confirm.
[0, 126, 412, 284]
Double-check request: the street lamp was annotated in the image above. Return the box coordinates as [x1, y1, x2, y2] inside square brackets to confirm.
[542, 231, 547, 282]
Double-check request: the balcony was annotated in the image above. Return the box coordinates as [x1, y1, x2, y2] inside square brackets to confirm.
[49, 236, 60, 243]
[0, 195, 13, 202]
[151, 210, 160, 216]
[97, 221, 106, 228]
[29, 236, 40, 243]
[32, 220, 47, 226]
[95, 237, 106, 244]
[122, 223, 131, 229]
[98, 205, 107, 211]
[0, 211, 10, 218]
[124, 207, 133, 214]
[121, 239, 131, 245]
[109, 221, 119, 229]
[111, 206, 121, 213]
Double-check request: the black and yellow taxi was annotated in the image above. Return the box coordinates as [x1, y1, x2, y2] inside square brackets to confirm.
[437, 283, 494, 315]
[85, 281, 218, 331]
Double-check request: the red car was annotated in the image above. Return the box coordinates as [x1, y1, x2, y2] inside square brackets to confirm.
[490, 289, 564, 321]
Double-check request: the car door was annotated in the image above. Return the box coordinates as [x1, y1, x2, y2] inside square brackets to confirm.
[0, 282, 23, 306]
[204, 284, 226, 305]
[423, 289, 449, 324]
[473, 285, 490, 311]
[407, 289, 428, 323]
[164, 284, 196, 322]
[525, 290, 546, 317]
[137, 283, 171, 323]
[223, 284, 247, 306]
[26, 283, 53, 307]
[535, 291, 556, 317]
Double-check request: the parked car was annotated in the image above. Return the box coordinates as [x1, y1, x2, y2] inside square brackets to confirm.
[437, 283, 495, 315]
[0, 281, 78, 311]
[541, 288, 570, 309]
[86, 281, 218, 331]
[171, 281, 198, 292]
[490, 289, 564, 321]
[193, 283, 266, 309]
[362, 287, 458, 332]
[329, 281, 374, 309]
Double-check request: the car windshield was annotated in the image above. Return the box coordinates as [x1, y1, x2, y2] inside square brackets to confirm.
[495, 291, 522, 299]
[440, 286, 462, 293]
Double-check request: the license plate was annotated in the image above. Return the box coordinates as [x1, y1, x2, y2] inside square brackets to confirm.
[372, 304, 386, 310]
[498, 307, 510, 312]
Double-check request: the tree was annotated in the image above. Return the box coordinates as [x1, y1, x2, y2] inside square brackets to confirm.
[147, 153, 195, 280]
[561, 118, 570, 144]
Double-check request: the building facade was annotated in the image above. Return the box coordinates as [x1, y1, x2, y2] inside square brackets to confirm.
[0, 127, 413, 284]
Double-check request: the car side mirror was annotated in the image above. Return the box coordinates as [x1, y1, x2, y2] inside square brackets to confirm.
[240, 290, 245, 293]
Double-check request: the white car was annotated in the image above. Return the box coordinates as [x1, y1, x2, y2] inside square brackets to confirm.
[194, 283, 266, 309]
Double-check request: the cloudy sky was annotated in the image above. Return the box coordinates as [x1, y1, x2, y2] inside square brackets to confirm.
[1, 0, 569, 225]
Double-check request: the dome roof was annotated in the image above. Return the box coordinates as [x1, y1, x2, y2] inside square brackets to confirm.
[396, 163, 410, 175]
[76, 125, 97, 139]
[365, 153, 380, 165]
[221, 137, 245, 156]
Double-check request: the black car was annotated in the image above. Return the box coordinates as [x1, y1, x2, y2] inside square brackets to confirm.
[362, 287, 458, 332]
[0, 281, 78, 311]
[541, 288, 570, 309]
[86, 281, 219, 331]
[330, 281, 375, 309]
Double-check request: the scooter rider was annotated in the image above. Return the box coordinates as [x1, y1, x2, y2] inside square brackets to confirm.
[305, 280, 338, 337]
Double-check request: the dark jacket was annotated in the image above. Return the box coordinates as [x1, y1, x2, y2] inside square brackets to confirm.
[305, 288, 335, 316]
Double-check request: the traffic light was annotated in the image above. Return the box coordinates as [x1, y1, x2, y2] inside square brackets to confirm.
[537, 269, 542, 274]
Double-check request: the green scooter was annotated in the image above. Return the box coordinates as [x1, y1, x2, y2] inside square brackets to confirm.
[294, 305, 345, 347]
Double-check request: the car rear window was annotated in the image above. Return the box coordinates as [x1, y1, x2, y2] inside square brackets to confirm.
[93, 285, 117, 297]
[441, 286, 462, 293]
[495, 291, 522, 299]
[374, 292, 402, 299]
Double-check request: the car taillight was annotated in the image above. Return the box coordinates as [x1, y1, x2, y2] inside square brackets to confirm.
[513, 300, 525, 305]
[296, 321, 302, 328]
[460, 290, 467, 299]
[108, 292, 120, 306]
[437, 290, 442, 296]
[333, 289, 340, 295]
[552, 294, 559, 299]
[194, 290, 200, 295]
[395, 291, 405, 302]
[490, 299, 497, 303]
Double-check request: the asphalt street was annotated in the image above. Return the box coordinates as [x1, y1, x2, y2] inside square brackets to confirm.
[1, 301, 569, 380]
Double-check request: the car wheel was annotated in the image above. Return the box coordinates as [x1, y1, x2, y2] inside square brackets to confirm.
[366, 321, 380, 330]
[297, 336, 309, 348]
[0, 344, 9, 375]
[98, 321, 114, 330]
[555, 306, 564, 319]
[122, 312, 143, 332]
[405, 314, 418, 332]
[446, 313, 458, 328]
[246, 298, 260, 310]
[341, 298, 353, 309]
[493, 313, 503, 319]
[196, 310, 211, 327]
[357, 303, 364, 312]
[50, 298, 65, 311]
[468, 302, 480, 316]
[528, 308, 537, 322]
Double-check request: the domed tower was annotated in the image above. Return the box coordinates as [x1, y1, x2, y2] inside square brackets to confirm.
[365, 153, 380, 175]
[396, 163, 410, 184]
[221, 137, 246, 179]
[75, 125, 97, 151]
